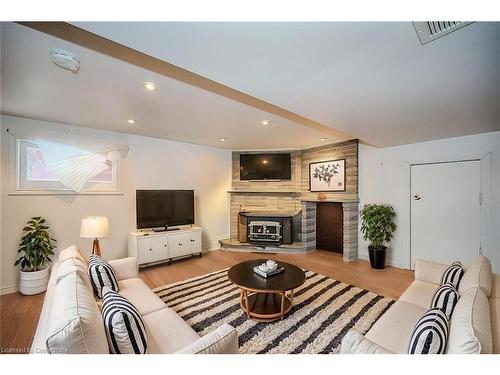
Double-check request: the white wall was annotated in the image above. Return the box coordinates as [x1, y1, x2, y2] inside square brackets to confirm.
[358, 131, 500, 273]
[0, 115, 232, 293]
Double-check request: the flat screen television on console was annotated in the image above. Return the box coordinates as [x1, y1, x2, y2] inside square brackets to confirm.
[239, 153, 291, 180]
[136, 190, 194, 230]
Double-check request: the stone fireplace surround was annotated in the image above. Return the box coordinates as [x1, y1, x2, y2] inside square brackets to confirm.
[224, 139, 359, 261]
[223, 198, 358, 261]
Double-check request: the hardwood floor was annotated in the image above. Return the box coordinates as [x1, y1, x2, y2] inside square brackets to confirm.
[0, 249, 414, 353]
[0, 291, 45, 353]
[140, 250, 414, 299]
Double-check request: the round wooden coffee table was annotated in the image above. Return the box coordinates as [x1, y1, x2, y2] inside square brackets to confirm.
[227, 259, 306, 322]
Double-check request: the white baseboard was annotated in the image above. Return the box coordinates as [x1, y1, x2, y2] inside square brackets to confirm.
[1, 285, 19, 295]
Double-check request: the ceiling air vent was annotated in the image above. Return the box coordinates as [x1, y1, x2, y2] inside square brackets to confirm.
[413, 21, 474, 45]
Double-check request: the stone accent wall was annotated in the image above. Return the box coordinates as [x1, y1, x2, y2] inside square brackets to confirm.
[301, 202, 317, 250]
[230, 150, 302, 240]
[342, 202, 359, 261]
[301, 140, 359, 201]
[231, 151, 302, 193]
[228, 139, 359, 261]
[230, 194, 300, 240]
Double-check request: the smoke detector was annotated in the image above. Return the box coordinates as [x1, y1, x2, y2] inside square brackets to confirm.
[50, 49, 80, 73]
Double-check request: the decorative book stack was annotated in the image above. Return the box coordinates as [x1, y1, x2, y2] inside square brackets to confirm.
[253, 260, 284, 278]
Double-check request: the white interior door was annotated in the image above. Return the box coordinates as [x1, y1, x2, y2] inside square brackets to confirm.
[410, 160, 481, 269]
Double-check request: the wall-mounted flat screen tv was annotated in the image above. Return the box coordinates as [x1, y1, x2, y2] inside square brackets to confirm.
[136, 190, 194, 229]
[240, 153, 291, 180]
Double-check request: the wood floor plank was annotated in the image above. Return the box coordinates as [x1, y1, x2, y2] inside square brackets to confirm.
[0, 249, 414, 353]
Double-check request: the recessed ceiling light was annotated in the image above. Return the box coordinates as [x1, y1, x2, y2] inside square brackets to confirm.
[320, 137, 328, 141]
[219, 138, 227, 142]
[127, 119, 137, 124]
[261, 120, 269, 126]
[143, 82, 157, 91]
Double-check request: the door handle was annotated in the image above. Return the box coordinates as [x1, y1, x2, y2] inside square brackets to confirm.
[413, 193, 421, 201]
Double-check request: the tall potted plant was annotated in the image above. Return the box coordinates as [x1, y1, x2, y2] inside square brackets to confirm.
[15, 217, 56, 295]
[360, 204, 396, 269]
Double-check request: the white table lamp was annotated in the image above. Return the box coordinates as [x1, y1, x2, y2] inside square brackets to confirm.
[80, 216, 109, 257]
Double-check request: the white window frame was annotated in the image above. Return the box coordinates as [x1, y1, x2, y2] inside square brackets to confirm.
[11, 138, 122, 195]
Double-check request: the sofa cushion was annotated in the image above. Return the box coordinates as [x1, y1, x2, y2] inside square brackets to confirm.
[45, 272, 109, 354]
[414, 260, 449, 285]
[340, 330, 393, 354]
[365, 301, 427, 354]
[399, 280, 439, 309]
[56, 257, 93, 291]
[491, 274, 500, 354]
[143, 308, 200, 353]
[118, 278, 166, 316]
[430, 283, 459, 320]
[102, 289, 148, 354]
[458, 256, 492, 297]
[490, 295, 500, 354]
[88, 255, 119, 299]
[58, 245, 86, 265]
[108, 257, 139, 281]
[408, 307, 449, 354]
[175, 324, 239, 354]
[447, 287, 492, 354]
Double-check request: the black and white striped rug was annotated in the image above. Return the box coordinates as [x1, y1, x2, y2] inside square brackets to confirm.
[152, 269, 394, 354]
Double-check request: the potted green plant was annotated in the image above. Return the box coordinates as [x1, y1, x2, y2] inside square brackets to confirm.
[360, 204, 396, 269]
[15, 217, 56, 295]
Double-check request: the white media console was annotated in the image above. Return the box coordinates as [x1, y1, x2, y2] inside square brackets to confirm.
[128, 226, 202, 267]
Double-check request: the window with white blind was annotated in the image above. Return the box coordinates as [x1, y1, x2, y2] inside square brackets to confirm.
[16, 139, 120, 193]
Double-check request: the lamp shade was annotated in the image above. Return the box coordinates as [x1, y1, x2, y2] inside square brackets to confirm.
[80, 217, 109, 238]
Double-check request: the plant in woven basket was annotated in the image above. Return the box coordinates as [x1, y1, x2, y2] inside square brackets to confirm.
[15, 217, 56, 272]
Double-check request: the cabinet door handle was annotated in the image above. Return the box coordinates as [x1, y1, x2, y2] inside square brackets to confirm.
[164, 244, 167, 247]
[179, 243, 182, 246]
[149, 249, 152, 251]
[190, 239, 195, 242]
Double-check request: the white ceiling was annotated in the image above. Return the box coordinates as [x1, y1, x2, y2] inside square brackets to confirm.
[0, 22, 333, 150]
[74, 21, 500, 146]
[2, 22, 500, 150]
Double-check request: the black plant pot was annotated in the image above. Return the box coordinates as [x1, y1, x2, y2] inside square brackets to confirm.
[368, 245, 387, 269]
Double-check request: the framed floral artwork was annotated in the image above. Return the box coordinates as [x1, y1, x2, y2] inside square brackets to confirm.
[309, 159, 346, 192]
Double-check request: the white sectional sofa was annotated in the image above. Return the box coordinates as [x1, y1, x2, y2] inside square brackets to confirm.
[341, 256, 500, 354]
[31, 246, 239, 354]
